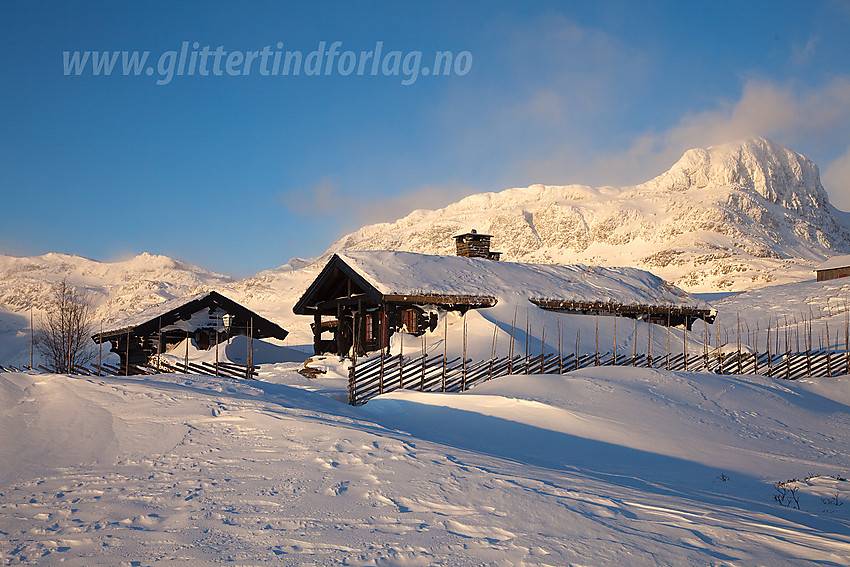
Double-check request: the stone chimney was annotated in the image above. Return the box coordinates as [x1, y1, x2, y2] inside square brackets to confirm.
[453, 229, 501, 260]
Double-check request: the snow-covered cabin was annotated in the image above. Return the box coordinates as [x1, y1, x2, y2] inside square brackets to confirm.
[93, 291, 288, 372]
[293, 250, 714, 357]
[815, 255, 850, 281]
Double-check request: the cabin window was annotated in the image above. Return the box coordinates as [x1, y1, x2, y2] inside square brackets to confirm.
[402, 309, 419, 334]
[364, 314, 375, 341]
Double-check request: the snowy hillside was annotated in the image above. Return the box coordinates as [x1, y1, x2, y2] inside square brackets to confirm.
[326, 137, 850, 292]
[2, 367, 850, 565]
[0, 252, 248, 367]
[0, 250, 326, 368]
[0, 252, 233, 321]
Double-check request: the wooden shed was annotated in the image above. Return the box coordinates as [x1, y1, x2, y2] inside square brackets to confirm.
[815, 255, 850, 282]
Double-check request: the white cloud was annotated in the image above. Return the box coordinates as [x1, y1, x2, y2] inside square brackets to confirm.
[282, 177, 352, 215]
[822, 148, 850, 211]
[523, 78, 850, 202]
[282, 177, 480, 235]
[358, 182, 480, 226]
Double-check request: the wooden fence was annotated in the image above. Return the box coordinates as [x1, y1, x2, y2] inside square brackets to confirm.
[347, 348, 850, 405]
[0, 360, 259, 379]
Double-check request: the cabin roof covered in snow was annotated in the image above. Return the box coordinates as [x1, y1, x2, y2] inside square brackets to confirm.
[815, 255, 850, 271]
[294, 250, 713, 314]
[94, 291, 288, 342]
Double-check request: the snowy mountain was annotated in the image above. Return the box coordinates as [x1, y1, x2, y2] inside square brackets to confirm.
[0, 252, 234, 324]
[325, 137, 850, 292]
[0, 252, 242, 366]
[0, 250, 329, 367]
[2, 137, 849, 366]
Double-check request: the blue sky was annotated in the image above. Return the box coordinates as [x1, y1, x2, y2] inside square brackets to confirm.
[2, 1, 850, 277]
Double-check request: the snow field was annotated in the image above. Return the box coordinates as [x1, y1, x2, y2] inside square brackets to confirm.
[2, 365, 850, 565]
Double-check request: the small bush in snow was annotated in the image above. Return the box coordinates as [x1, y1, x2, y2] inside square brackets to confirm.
[774, 481, 800, 510]
[821, 492, 843, 507]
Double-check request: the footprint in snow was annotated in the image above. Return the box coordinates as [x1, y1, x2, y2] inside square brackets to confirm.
[325, 481, 349, 496]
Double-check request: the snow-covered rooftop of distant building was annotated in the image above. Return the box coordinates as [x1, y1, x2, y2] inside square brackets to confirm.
[102, 291, 211, 333]
[336, 250, 712, 311]
[815, 254, 850, 271]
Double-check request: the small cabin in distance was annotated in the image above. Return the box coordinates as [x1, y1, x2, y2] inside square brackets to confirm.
[92, 291, 288, 372]
[815, 255, 850, 282]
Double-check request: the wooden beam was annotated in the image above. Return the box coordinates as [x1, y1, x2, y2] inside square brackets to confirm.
[529, 298, 714, 323]
[381, 294, 497, 307]
[314, 293, 374, 311]
[313, 312, 322, 354]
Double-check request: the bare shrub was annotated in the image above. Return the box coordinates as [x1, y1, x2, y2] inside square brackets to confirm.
[34, 279, 95, 373]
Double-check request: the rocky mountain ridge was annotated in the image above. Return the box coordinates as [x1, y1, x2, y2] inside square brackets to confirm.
[325, 137, 850, 291]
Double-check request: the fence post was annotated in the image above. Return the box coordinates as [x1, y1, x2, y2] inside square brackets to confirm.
[558, 317, 563, 374]
[248, 316, 254, 379]
[612, 316, 617, 366]
[214, 316, 219, 377]
[380, 306, 388, 393]
[442, 314, 447, 391]
[462, 311, 467, 391]
[632, 318, 637, 367]
[541, 310, 547, 374]
[348, 358, 356, 405]
[576, 328, 581, 371]
[767, 323, 772, 377]
[489, 322, 497, 380]
[845, 302, 849, 376]
[520, 307, 531, 375]
[806, 319, 812, 378]
[754, 323, 759, 375]
[784, 316, 790, 380]
[379, 348, 385, 395]
[421, 333, 426, 391]
[595, 316, 600, 367]
[717, 318, 723, 374]
[737, 313, 742, 375]
[509, 307, 516, 375]
[666, 309, 671, 370]
[826, 320, 832, 378]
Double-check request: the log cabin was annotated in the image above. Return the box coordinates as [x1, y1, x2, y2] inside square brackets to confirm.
[293, 232, 714, 357]
[92, 291, 288, 372]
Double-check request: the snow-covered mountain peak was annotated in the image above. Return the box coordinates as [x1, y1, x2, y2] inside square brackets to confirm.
[322, 138, 850, 292]
[654, 137, 828, 214]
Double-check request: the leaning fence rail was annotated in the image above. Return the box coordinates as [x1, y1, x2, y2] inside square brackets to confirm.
[10, 361, 259, 379]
